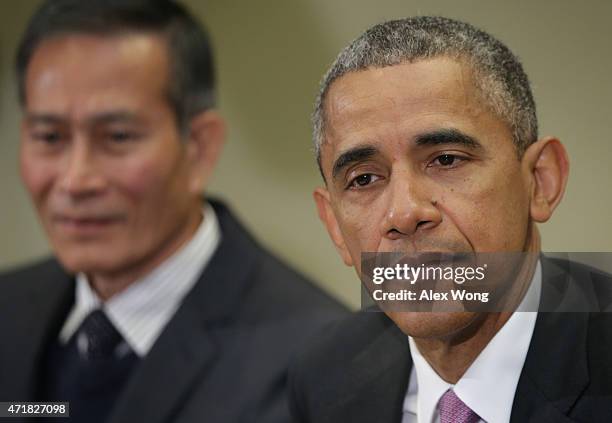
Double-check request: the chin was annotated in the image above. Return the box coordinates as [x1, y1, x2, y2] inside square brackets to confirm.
[54, 245, 124, 276]
[387, 311, 483, 341]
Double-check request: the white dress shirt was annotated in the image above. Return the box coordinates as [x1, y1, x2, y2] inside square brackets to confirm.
[58, 204, 221, 357]
[402, 260, 542, 423]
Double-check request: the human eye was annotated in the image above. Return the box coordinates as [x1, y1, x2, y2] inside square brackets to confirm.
[34, 132, 61, 143]
[28, 127, 68, 150]
[347, 173, 382, 190]
[106, 129, 140, 143]
[29, 125, 64, 144]
[428, 153, 468, 169]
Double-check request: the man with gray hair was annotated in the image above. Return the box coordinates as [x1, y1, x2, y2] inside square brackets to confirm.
[290, 16, 612, 423]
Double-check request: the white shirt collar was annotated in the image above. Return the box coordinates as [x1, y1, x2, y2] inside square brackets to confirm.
[404, 260, 542, 423]
[58, 203, 221, 357]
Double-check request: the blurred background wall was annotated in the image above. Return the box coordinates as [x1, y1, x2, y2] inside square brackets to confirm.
[1, 0, 611, 308]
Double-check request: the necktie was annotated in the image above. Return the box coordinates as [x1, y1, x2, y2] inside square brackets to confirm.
[63, 309, 138, 423]
[438, 389, 481, 423]
[78, 309, 123, 359]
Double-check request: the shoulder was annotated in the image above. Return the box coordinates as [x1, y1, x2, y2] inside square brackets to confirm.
[0, 256, 64, 280]
[293, 311, 395, 371]
[586, 311, 612, 375]
[289, 311, 401, 419]
[0, 257, 68, 301]
[245, 248, 348, 319]
[0, 257, 72, 337]
[233, 243, 351, 367]
[528, 257, 612, 417]
[570, 312, 612, 415]
[290, 310, 398, 392]
[541, 255, 612, 311]
[211, 198, 349, 320]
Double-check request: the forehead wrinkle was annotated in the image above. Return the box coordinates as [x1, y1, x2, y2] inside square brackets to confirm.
[330, 61, 483, 120]
[320, 59, 499, 168]
[24, 34, 175, 135]
[326, 88, 385, 127]
[324, 89, 399, 151]
[27, 33, 169, 96]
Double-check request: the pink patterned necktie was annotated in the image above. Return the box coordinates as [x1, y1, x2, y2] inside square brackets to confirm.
[438, 389, 481, 423]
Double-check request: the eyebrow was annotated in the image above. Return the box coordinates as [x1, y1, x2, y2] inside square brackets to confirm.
[414, 128, 482, 150]
[332, 145, 378, 180]
[329, 129, 482, 181]
[24, 111, 142, 126]
[24, 113, 64, 125]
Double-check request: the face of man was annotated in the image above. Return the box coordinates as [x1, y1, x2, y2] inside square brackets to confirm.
[315, 57, 538, 338]
[20, 33, 205, 284]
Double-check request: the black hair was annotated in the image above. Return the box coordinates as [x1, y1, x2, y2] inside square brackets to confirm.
[16, 0, 215, 131]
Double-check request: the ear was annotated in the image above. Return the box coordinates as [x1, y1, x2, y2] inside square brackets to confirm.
[522, 136, 569, 223]
[313, 187, 354, 266]
[184, 110, 226, 194]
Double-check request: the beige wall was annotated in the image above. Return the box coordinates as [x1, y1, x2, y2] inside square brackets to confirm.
[2, 0, 611, 307]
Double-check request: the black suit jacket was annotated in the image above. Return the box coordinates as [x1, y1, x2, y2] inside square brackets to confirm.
[290, 256, 612, 422]
[0, 200, 348, 423]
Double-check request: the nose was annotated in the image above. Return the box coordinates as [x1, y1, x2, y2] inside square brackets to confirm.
[380, 173, 442, 240]
[58, 139, 107, 198]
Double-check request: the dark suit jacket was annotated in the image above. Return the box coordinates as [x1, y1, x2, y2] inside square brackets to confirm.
[289, 256, 612, 422]
[0, 200, 348, 423]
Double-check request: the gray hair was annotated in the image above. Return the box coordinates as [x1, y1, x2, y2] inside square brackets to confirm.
[313, 16, 538, 171]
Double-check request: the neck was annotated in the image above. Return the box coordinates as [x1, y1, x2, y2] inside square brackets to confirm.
[413, 311, 513, 383]
[89, 207, 203, 301]
[413, 224, 541, 383]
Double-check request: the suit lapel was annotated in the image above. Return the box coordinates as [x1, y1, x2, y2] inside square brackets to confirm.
[510, 256, 590, 422]
[108, 201, 260, 423]
[106, 303, 218, 423]
[331, 318, 411, 423]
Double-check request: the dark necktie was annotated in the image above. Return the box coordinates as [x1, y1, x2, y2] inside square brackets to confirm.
[78, 309, 123, 359]
[44, 309, 139, 423]
[438, 389, 481, 423]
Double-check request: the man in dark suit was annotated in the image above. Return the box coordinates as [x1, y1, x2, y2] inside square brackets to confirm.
[290, 16, 612, 422]
[0, 1, 346, 422]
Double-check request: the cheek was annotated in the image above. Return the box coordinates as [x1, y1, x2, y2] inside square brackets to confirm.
[442, 171, 529, 250]
[111, 148, 189, 212]
[115, 159, 159, 197]
[19, 153, 55, 205]
[337, 199, 384, 252]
